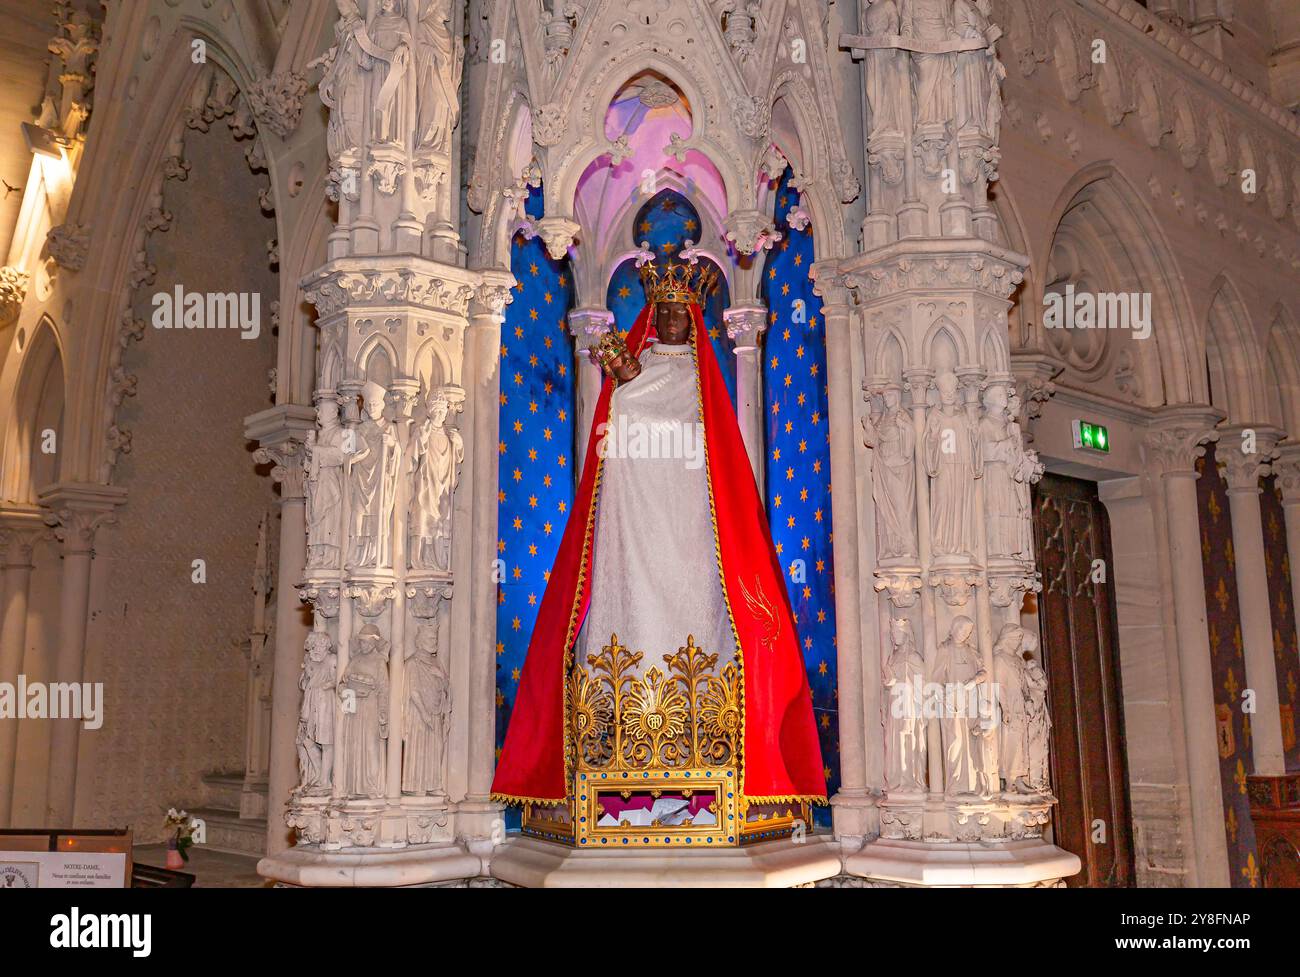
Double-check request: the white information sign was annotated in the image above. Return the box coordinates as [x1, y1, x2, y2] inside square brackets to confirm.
[0, 851, 127, 888]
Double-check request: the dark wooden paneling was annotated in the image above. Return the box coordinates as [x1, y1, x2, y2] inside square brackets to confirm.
[1032, 473, 1135, 887]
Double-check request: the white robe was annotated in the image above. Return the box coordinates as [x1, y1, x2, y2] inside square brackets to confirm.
[576, 343, 737, 673]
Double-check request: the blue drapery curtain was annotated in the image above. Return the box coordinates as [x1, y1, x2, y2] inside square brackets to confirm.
[761, 168, 840, 814]
[496, 184, 577, 796]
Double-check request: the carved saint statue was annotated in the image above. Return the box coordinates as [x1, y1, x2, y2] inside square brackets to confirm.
[319, 0, 367, 161]
[863, 0, 904, 137]
[414, 0, 462, 154]
[907, 0, 959, 141]
[932, 614, 985, 796]
[1022, 630, 1053, 792]
[883, 615, 927, 792]
[402, 620, 451, 795]
[979, 384, 1023, 561]
[359, 0, 413, 145]
[338, 624, 390, 798]
[305, 394, 347, 569]
[953, 0, 995, 136]
[348, 384, 400, 568]
[924, 372, 980, 560]
[991, 622, 1030, 793]
[1006, 390, 1039, 560]
[864, 384, 917, 560]
[408, 392, 463, 570]
[297, 629, 337, 793]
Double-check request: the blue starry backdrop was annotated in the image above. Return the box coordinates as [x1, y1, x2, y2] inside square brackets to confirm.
[606, 188, 736, 407]
[496, 183, 577, 827]
[761, 167, 840, 817]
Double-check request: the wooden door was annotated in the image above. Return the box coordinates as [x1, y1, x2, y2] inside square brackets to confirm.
[1032, 473, 1135, 887]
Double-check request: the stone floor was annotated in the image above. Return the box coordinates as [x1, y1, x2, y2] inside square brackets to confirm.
[134, 844, 269, 888]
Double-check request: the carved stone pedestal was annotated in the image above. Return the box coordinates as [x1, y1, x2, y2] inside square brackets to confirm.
[489, 835, 843, 888]
[258, 842, 482, 888]
[842, 837, 1080, 887]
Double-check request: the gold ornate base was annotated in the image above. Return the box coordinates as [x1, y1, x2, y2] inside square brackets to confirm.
[520, 634, 811, 849]
[522, 775, 811, 849]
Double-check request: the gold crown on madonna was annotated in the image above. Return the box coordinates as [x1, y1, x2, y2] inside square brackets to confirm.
[639, 261, 719, 305]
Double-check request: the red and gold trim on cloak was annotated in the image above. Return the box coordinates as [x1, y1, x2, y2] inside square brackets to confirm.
[687, 306, 825, 807]
[489, 313, 648, 807]
[689, 316, 750, 804]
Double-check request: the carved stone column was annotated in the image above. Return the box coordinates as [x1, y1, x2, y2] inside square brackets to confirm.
[1273, 444, 1300, 666]
[257, 2, 483, 884]
[811, 266, 876, 842]
[460, 272, 513, 844]
[835, 3, 1078, 886]
[245, 405, 315, 855]
[0, 506, 45, 826]
[1217, 424, 1287, 777]
[38, 483, 126, 825]
[724, 304, 768, 488]
[1142, 407, 1232, 886]
[567, 307, 612, 464]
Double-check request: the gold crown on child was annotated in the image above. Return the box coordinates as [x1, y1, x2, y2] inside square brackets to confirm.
[639, 261, 719, 305]
[594, 331, 630, 367]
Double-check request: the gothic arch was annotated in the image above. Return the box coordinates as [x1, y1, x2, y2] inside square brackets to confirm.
[765, 74, 848, 260]
[1203, 275, 1266, 424]
[358, 334, 400, 386]
[988, 179, 1035, 349]
[413, 334, 453, 393]
[279, 178, 336, 407]
[549, 53, 744, 223]
[476, 90, 536, 272]
[66, 24, 287, 484]
[873, 329, 908, 381]
[569, 73, 730, 306]
[1265, 304, 1300, 435]
[924, 317, 966, 373]
[1038, 162, 1199, 406]
[2, 315, 65, 502]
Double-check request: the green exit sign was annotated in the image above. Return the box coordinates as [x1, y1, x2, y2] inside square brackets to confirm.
[1072, 419, 1110, 454]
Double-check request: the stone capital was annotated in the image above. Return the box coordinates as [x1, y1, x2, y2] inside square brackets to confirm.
[723, 209, 780, 256]
[809, 260, 853, 308]
[723, 305, 768, 348]
[302, 257, 481, 321]
[245, 404, 316, 500]
[1273, 442, 1300, 505]
[245, 70, 309, 139]
[0, 265, 30, 328]
[841, 238, 1029, 304]
[47, 223, 90, 271]
[1009, 351, 1064, 442]
[567, 307, 615, 350]
[37, 483, 127, 555]
[902, 368, 934, 410]
[0, 504, 48, 568]
[1141, 406, 1225, 478]
[874, 571, 923, 608]
[1216, 424, 1283, 495]
[469, 269, 516, 320]
[534, 216, 581, 261]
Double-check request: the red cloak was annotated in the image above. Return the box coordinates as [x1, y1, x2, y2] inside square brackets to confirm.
[491, 302, 826, 804]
